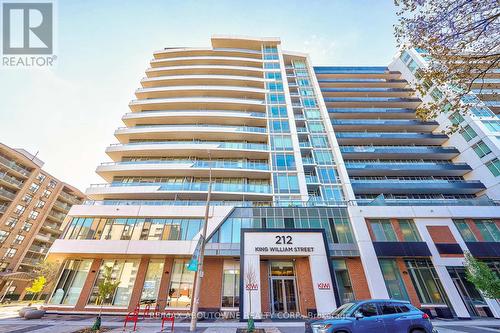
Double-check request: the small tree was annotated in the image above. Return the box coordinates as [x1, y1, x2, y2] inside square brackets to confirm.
[25, 276, 46, 301]
[91, 266, 120, 331]
[245, 265, 257, 333]
[32, 260, 61, 301]
[464, 252, 500, 300]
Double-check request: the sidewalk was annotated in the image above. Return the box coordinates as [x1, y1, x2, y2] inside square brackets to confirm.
[0, 315, 305, 333]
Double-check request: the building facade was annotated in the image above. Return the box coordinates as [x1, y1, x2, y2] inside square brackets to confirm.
[46, 37, 499, 320]
[0, 143, 85, 301]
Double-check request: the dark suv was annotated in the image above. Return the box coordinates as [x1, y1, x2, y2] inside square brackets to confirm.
[310, 299, 435, 333]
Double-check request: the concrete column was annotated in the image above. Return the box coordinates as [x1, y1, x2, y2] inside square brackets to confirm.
[242, 255, 261, 319]
[347, 207, 389, 299]
[127, 257, 150, 312]
[433, 264, 470, 319]
[157, 257, 173, 310]
[75, 259, 102, 310]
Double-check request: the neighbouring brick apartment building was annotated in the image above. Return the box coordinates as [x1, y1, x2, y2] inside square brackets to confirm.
[43, 36, 499, 320]
[0, 143, 85, 301]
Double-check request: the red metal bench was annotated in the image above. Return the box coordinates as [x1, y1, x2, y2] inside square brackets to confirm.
[124, 306, 139, 331]
[161, 312, 175, 332]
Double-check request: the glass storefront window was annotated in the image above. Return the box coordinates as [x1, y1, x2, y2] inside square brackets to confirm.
[140, 259, 164, 302]
[399, 219, 421, 241]
[87, 260, 139, 306]
[475, 220, 500, 242]
[454, 220, 478, 242]
[221, 260, 240, 308]
[332, 259, 355, 304]
[65, 217, 203, 241]
[332, 218, 354, 243]
[405, 259, 448, 305]
[379, 259, 409, 301]
[50, 259, 92, 305]
[167, 259, 195, 308]
[370, 219, 398, 241]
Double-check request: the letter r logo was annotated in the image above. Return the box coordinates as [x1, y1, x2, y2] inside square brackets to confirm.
[2, 2, 53, 54]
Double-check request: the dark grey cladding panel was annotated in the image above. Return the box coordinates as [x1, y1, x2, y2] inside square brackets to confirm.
[373, 242, 432, 257]
[435, 243, 464, 255]
[465, 242, 500, 257]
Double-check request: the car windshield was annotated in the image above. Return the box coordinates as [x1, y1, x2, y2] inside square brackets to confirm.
[330, 302, 357, 317]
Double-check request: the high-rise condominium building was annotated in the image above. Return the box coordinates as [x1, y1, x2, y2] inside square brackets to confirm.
[46, 37, 499, 320]
[0, 143, 85, 301]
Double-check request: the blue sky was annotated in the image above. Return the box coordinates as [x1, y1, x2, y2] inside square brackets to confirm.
[0, 0, 398, 191]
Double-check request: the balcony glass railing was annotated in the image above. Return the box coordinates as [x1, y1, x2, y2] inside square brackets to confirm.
[336, 132, 448, 139]
[324, 97, 420, 102]
[328, 108, 414, 113]
[53, 200, 72, 211]
[314, 66, 390, 74]
[84, 199, 349, 207]
[48, 211, 66, 221]
[0, 204, 8, 213]
[351, 179, 483, 184]
[92, 182, 272, 194]
[340, 146, 459, 153]
[101, 160, 270, 171]
[345, 162, 470, 169]
[322, 88, 412, 92]
[0, 154, 31, 176]
[59, 191, 81, 203]
[110, 141, 269, 151]
[119, 124, 267, 133]
[305, 175, 319, 183]
[302, 157, 316, 164]
[0, 172, 23, 187]
[127, 109, 267, 118]
[0, 187, 16, 200]
[332, 119, 438, 126]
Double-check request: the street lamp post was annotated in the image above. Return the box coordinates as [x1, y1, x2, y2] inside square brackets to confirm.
[189, 153, 212, 332]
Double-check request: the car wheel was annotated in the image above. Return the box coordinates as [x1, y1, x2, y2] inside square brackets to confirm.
[411, 329, 425, 333]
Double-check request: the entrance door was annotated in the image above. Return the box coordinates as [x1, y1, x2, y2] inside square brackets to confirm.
[448, 267, 486, 317]
[271, 278, 298, 314]
[269, 261, 299, 315]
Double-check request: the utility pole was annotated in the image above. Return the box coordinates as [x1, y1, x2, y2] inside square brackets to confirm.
[189, 152, 212, 332]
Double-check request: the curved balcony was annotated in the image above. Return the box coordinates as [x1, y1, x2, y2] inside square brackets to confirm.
[135, 85, 266, 99]
[86, 182, 273, 201]
[150, 56, 263, 68]
[141, 75, 267, 89]
[105, 141, 269, 160]
[335, 132, 449, 145]
[340, 146, 460, 160]
[332, 119, 438, 131]
[129, 96, 266, 112]
[323, 97, 421, 108]
[96, 160, 270, 181]
[321, 87, 414, 97]
[114, 124, 267, 142]
[328, 108, 416, 119]
[351, 179, 486, 195]
[345, 162, 472, 176]
[122, 110, 267, 127]
[153, 47, 262, 60]
[146, 65, 264, 78]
